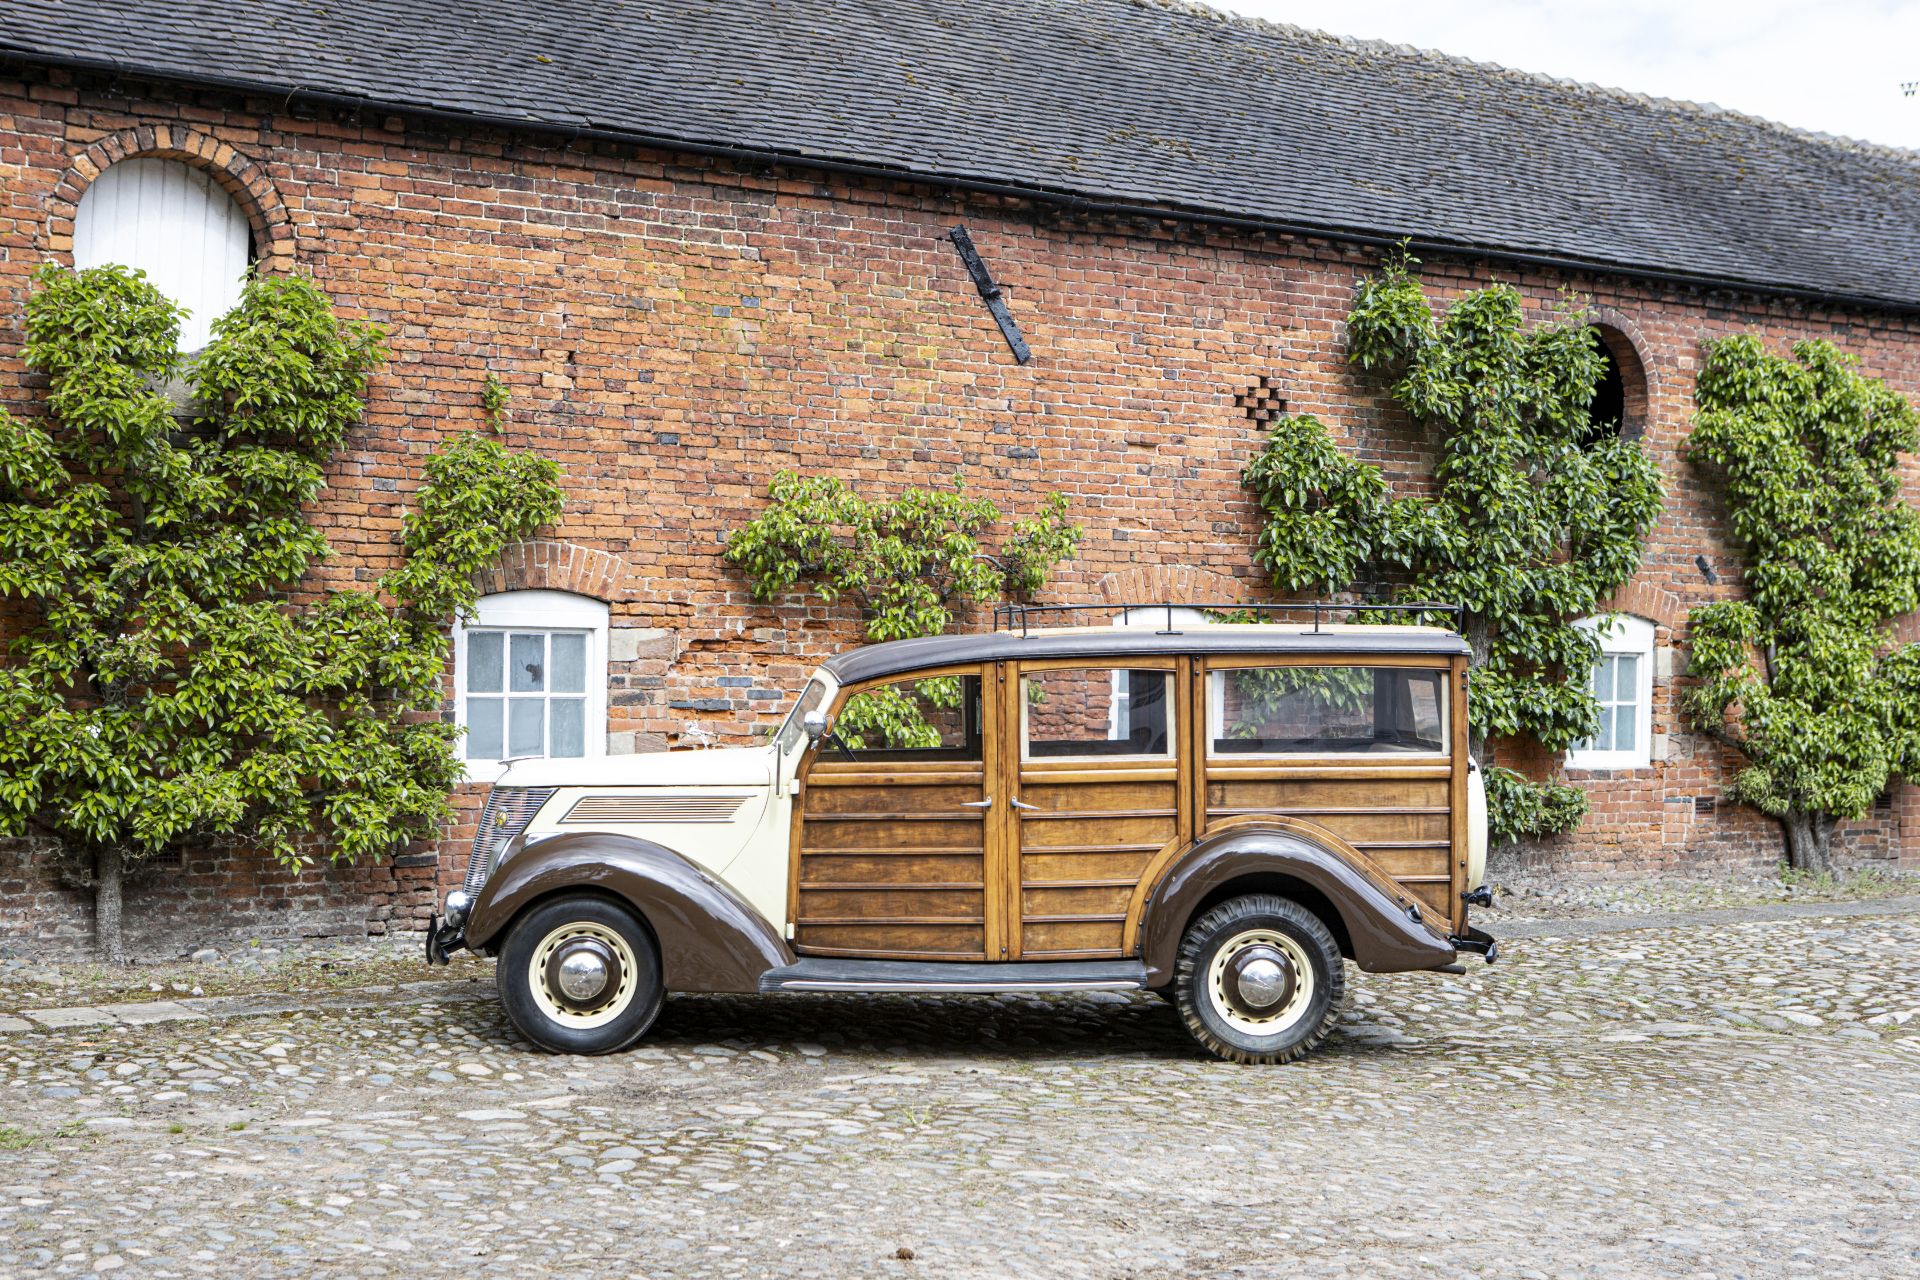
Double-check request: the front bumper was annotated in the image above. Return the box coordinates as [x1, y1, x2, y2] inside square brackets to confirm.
[425, 913, 466, 965]
[1449, 924, 1499, 964]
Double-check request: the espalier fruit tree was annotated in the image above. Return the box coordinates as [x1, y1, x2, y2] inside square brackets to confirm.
[0, 266, 562, 959]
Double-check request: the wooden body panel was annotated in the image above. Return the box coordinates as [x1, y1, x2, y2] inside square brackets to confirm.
[789, 647, 1471, 963]
[795, 763, 991, 959]
[1014, 770, 1181, 958]
[1192, 656, 1459, 934]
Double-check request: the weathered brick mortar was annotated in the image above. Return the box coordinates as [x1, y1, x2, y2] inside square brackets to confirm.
[1, 66, 1914, 951]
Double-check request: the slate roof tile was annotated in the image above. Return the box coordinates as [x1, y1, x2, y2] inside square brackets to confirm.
[6, 0, 1920, 307]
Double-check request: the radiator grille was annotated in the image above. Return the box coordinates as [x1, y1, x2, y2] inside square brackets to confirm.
[463, 786, 557, 891]
[561, 794, 749, 824]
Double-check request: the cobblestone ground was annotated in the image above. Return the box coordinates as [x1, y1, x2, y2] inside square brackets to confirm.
[3, 902, 1918, 1279]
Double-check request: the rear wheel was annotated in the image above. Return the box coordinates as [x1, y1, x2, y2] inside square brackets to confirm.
[1174, 894, 1344, 1064]
[498, 895, 664, 1055]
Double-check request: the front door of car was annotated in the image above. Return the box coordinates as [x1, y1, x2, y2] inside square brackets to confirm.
[789, 665, 1005, 960]
[996, 659, 1189, 960]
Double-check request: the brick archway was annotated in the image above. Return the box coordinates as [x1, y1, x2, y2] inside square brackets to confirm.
[475, 539, 631, 602]
[44, 125, 295, 270]
[1598, 578, 1686, 633]
[1094, 563, 1255, 609]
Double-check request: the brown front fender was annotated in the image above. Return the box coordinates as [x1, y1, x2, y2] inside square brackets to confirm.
[464, 832, 794, 993]
[1138, 822, 1456, 982]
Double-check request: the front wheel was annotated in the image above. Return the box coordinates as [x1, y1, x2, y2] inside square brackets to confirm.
[1174, 894, 1344, 1064]
[498, 895, 664, 1054]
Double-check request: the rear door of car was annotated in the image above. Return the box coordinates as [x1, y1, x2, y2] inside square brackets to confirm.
[998, 657, 1192, 960]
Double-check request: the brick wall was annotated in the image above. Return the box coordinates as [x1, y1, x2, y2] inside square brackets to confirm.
[2, 66, 1915, 952]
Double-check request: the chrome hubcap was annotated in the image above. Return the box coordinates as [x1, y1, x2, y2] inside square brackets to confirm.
[1223, 943, 1296, 1018]
[529, 922, 637, 1028]
[1208, 928, 1314, 1035]
[555, 944, 612, 1004]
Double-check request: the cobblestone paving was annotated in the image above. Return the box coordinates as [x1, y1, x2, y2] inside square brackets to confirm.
[2, 904, 1918, 1278]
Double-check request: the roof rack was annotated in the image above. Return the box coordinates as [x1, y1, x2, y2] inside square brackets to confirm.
[990, 600, 1463, 638]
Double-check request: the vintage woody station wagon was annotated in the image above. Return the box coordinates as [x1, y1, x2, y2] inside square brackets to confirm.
[427, 607, 1496, 1064]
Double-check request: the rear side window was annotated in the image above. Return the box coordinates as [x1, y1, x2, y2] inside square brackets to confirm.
[1209, 666, 1446, 755]
[1022, 668, 1174, 759]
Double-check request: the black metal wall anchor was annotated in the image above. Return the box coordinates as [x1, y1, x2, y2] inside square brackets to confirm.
[948, 224, 1032, 364]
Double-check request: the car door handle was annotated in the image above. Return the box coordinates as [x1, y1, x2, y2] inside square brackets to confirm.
[959, 798, 994, 809]
[1008, 798, 1039, 811]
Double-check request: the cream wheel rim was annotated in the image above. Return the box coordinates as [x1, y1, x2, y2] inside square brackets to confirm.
[528, 921, 638, 1030]
[1207, 927, 1314, 1037]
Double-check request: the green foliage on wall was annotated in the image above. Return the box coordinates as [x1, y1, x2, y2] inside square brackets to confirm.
[1242, 254, 1665, 843]
[724, 472, 1082, 745]
[1684, 335, 1920, 871]
[0, 265, 563, 958]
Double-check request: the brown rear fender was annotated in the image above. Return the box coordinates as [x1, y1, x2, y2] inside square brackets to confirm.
[1138, 822, 1456, 982]
[464, 832, 794, 993]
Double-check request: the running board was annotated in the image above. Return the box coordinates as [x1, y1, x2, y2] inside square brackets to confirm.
[758, 958, 1151, 995]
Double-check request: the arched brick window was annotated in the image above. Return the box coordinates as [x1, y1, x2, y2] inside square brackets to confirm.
[1583, 322, 1651, 444]
[47, 126, 294, 345]
[454, 590, 611, 782]
[74, 158, 253, 350]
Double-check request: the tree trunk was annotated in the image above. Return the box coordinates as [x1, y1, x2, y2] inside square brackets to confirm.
[1781, 812, 1835, 875]
[94, 845, 127, 964]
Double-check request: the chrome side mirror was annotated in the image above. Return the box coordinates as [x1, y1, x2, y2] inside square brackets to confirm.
[802, 710, 831, 743]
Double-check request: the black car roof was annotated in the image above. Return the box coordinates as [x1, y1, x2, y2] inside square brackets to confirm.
[820, 624, 1469, 685]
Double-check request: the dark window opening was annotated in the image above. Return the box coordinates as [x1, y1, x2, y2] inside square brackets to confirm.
[1581, 339, 1627, 446]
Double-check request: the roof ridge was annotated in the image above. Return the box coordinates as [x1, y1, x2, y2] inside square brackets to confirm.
[1153, 0, 1920, 167]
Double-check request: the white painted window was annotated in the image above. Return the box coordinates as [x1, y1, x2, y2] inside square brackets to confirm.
[1567, 615, 1656, 770]
[73, 158, 253, 351]
[454, 591, 609, 782]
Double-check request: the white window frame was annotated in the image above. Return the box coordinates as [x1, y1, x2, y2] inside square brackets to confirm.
[1566, 614, 1656, 771]
[453, 590, 609, 783]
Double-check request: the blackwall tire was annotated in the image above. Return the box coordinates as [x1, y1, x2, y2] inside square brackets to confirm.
[498, 895, 664, 1055]
[1174, 894, 1344, 1065]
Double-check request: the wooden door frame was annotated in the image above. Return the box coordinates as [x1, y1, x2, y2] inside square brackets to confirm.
[787, 663, 997, 950]
[1000, 655, 1188, 960]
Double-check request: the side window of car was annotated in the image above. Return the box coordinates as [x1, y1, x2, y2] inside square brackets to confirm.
[1022, 667, 1174, 759]
[1209, 666, 1447, 755]
[835, 674, 982, 761]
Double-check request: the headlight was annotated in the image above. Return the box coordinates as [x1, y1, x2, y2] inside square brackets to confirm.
[442, 888, 475, 928]
[462, 786, 557, 891]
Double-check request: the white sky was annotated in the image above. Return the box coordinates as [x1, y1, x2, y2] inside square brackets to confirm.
[1211, 0, 1920, 150]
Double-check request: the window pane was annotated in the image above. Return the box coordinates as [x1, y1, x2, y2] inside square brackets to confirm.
[510, 633, 545, 692]
[466, 632, 503, 693]
[550, 633, 586, 693]
[1588, 709, 1612, 754]
[508, 698, 545, 757]
[1210, 667, 1445, 755]
[550, 698, 586, 757]
[466, 697, 503, 760]
[1591, 655, 1615, 703]
[1614, 702, 1637, 753]
[1614, 654, 1639, 703]
[1025, 669, 1171, 758]
[838, 676, 980, 758]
